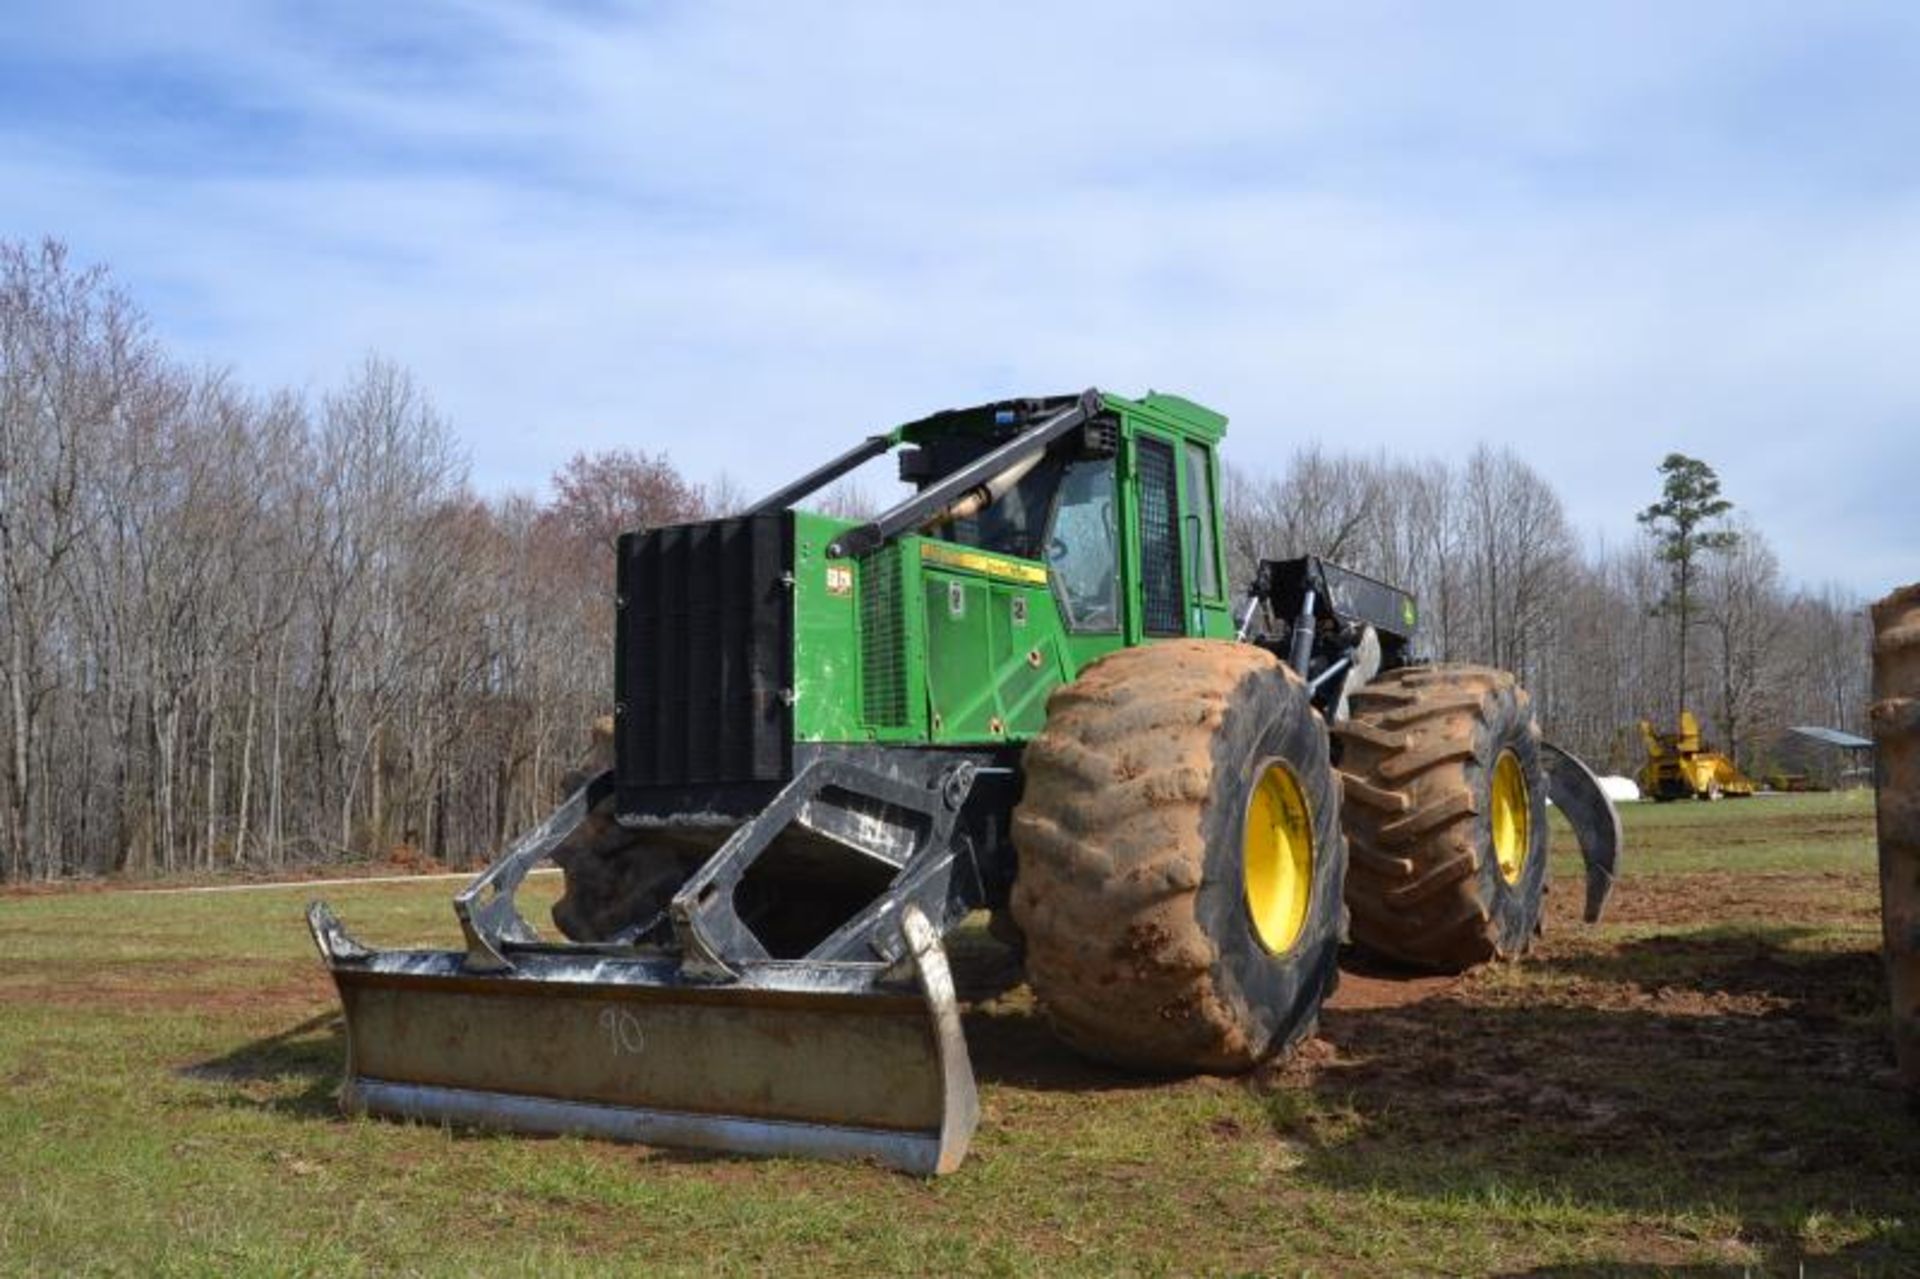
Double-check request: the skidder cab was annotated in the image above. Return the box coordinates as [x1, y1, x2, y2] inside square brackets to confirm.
[310, 389, 1621, 1174]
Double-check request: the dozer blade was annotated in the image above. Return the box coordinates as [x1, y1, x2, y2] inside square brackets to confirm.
[306, 900, 979, 1175]
[1542, 740, 1624, 923]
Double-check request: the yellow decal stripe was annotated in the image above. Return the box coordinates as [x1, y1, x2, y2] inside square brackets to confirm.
[919, 543, 1049, 585]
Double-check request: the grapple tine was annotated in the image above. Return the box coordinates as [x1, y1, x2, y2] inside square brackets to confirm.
[1541, 740, 1624, 923]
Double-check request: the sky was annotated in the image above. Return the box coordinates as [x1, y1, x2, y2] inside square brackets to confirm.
[2, 1, 1915, 595]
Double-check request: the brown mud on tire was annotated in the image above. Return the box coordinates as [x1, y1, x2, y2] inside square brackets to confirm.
[1871, 582, 1920, 1090]
[1335, 665, 1550, 972]
[1011, 640, 1347, 1073]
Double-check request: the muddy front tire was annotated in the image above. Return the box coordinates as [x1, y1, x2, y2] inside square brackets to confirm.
[1335, 665, 1549, 972]
[1010, 641, 1347, 1073]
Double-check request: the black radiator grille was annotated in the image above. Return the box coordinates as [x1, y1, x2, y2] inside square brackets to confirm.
[859, 542, 909, 728]
[615, 514, 793, 793]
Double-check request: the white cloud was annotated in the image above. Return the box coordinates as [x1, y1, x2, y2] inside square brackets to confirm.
[1, 0, 1916, 594]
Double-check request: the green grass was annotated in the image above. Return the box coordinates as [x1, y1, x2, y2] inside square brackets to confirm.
[0, 794, 1913, 1276]
[1571, 788, 1881, 874]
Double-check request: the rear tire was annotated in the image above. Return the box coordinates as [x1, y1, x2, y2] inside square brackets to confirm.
[1334, 665, 1549, 972]
[1011, 641, 1346, 1072]
[1872, 583, 1920, 1091]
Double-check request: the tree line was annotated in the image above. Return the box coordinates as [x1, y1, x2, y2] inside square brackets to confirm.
[0, 241, 709, 879]
[1225, 445, 1870, 778]
[0, 240, 1874, 880]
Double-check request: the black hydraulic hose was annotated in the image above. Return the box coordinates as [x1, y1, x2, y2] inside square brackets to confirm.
[1287, 588, 1317, 676]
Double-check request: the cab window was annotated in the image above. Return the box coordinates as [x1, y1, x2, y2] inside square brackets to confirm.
[1183, 442, 1220, 598]
[940, 454, 1067, 560]
[1044, 458, 1119, 632]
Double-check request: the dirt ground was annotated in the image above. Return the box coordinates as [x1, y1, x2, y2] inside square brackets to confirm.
[943, 797, 1917, 1273]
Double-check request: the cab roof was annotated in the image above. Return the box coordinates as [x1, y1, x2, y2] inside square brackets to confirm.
[896, 389, 1227, 447]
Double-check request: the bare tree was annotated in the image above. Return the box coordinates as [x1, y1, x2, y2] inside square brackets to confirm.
[1460, 445, 1573, 687]
[1700, 519, 1784, 765]
[700, 470, 751, 518]
[549, 448, 706, 562]
[0, 240, 158, 876]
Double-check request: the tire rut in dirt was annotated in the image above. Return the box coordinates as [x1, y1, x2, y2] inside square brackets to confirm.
[1334, 664, 1549, 972]
[1010, 640, 1346, 1073]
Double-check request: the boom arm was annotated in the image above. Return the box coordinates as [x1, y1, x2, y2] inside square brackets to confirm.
[827, 390, 1104, 559]
[744, 432, 896, 516]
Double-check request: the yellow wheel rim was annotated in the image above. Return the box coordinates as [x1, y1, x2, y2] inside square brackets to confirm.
[1243, 761, 1315, 954]
[1491, 750, 1531, 885]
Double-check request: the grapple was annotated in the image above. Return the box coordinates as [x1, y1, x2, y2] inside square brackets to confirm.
[1542, 741, 1624, 923]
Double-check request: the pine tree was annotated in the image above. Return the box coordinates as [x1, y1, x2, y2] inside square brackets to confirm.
[1637, 454, 1739, 722]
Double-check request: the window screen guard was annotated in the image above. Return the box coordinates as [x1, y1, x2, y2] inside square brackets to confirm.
[1135, 436, 1184, 636]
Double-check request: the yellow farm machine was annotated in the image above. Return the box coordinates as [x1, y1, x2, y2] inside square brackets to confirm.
[1637, 711, 1756, 802]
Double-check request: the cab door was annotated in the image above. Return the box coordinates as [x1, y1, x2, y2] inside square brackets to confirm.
[1129, 431, 1189, 641]
[1177, 438, 1232, 637]
[1127, 429, 1232, 641]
